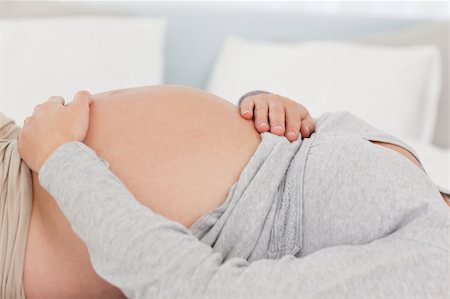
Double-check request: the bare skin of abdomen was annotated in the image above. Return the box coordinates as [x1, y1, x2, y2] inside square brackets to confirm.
[23, 85, 261, 299]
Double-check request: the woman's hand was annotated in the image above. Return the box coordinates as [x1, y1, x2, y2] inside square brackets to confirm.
[18, 90, 92, 173]
[239, 92, 316, 142]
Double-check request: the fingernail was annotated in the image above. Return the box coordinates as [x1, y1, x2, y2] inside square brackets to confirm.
[242, 110, 251, 116]
[287, 131, 298, 139]
[272, 125, 284, 132]
[304, 127, 310, 135]
[258, 122, 269, 129]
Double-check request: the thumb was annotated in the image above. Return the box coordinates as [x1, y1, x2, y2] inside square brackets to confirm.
[69, 90, 92, 111]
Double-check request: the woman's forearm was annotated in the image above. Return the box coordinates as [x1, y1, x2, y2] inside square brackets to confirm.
[38, 141, 447, 299]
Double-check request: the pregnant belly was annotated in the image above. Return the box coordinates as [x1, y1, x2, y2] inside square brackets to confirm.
[24, 85, 261, 298]
[83, 85, 261, 227]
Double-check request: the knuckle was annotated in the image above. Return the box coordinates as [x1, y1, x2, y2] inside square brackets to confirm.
[273, 94, 285, 101]
[297, 104, 308, 114]
[49, 96, 64, 102]
[258, 93, 270, 101]
[253, 98, 266, 106]
[297, 102, 306, 109]
[277, 95, 291, 102]
[286, 100, 301, 109]
[244, 96, 255, 103]
[268, 94, 282, 102]
[76, 90, 90, 97]
[287, 97, 297, 104]
[242, 95, 254, 102]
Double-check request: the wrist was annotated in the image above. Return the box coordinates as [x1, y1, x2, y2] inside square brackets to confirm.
[38, 139, 77, 173]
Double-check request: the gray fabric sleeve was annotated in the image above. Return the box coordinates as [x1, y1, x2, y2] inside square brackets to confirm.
[38, 142, 447, 299]
[238, 90, 271, 107]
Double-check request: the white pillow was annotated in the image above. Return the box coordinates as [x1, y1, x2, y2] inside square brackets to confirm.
[207, 36, 441, 143]
[0, 16, 166, 124]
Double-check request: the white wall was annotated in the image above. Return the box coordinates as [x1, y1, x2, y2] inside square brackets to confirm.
[258, 1, 449, 20]
[7, 0, 447, 20]
[71, 0, 450, 20]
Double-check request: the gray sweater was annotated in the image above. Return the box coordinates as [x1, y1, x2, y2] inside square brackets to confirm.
[39, 112, 449, 299]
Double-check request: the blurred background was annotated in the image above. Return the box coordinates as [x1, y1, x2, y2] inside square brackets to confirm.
[0, 0, 448, 188]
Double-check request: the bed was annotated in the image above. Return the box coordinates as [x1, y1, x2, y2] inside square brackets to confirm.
[0, 1, 448, 191]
